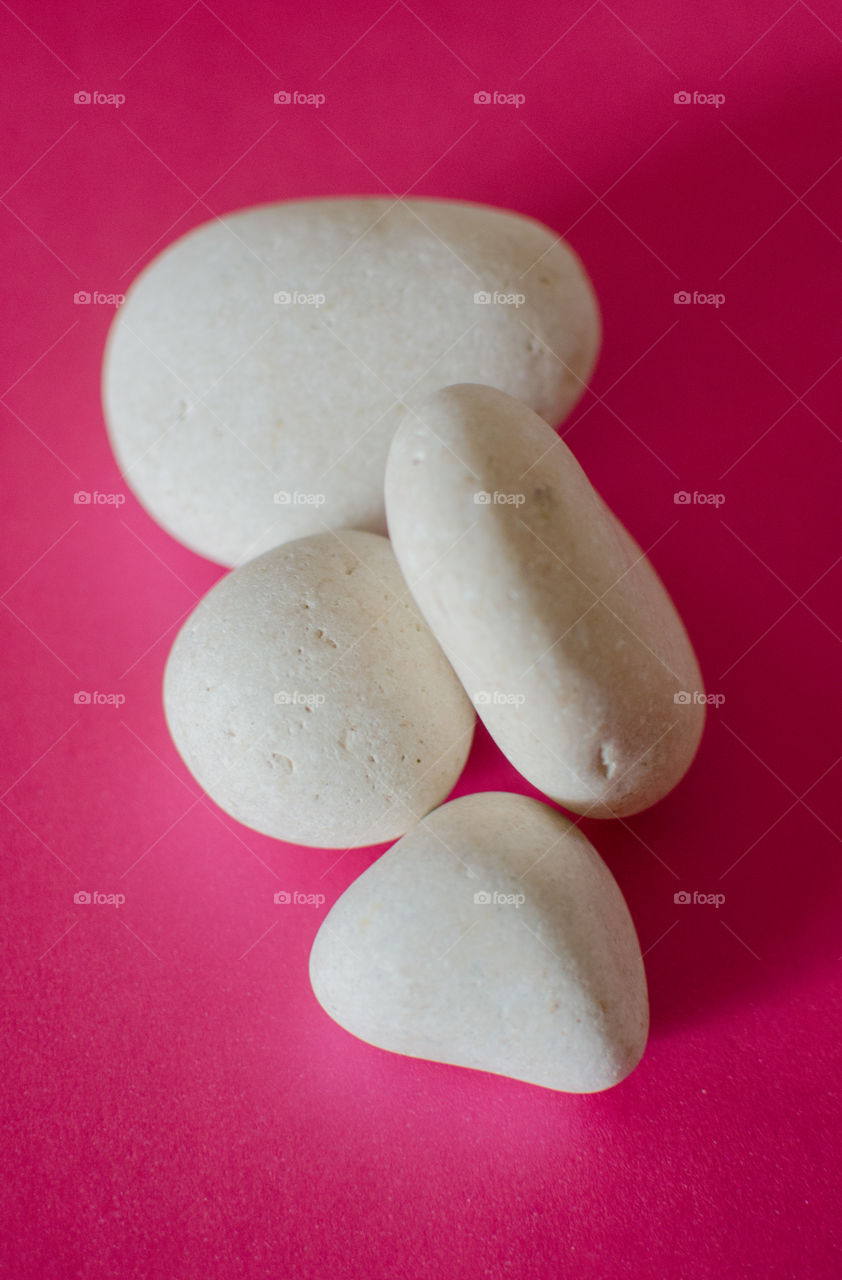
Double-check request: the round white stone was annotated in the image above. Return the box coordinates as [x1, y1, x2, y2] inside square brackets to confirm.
[385, 383, 705, 817]
[310, 791, 649, 1093]
[104, 198, 600, 565]
[163, 531, 475, 847]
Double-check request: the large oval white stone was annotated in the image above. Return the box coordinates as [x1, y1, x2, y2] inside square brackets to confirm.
[104, 199, 600, 565]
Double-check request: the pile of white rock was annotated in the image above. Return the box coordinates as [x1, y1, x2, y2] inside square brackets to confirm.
[104, 198, 706, 1094]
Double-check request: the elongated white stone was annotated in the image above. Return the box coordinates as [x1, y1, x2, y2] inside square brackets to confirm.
[385, 383, 705, 816]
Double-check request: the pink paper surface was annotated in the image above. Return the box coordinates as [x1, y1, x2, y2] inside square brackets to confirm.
[2, 2, 840, 1276]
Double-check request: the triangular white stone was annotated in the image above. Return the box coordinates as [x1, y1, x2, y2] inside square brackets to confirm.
[310, 792, 649, 1093]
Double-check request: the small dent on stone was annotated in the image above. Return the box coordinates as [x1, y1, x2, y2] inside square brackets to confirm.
[270, 753, 294, 774]
[599, 742, 617, 780]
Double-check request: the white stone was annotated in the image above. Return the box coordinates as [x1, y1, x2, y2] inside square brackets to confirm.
[310, 791, 649, 1093]
[103, 199, 600, 565]
[163, 531, 475, 847]
[385, 383, 705, 817]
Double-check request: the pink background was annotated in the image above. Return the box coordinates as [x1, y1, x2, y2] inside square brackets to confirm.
[2, 1, 841, 1276]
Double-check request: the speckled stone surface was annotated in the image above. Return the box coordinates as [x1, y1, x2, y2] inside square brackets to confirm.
[310, 791, 649, 1093]
[385, 383, 705, 816]
[104, 198, 600, 565]
[163, 531, 475, 847]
